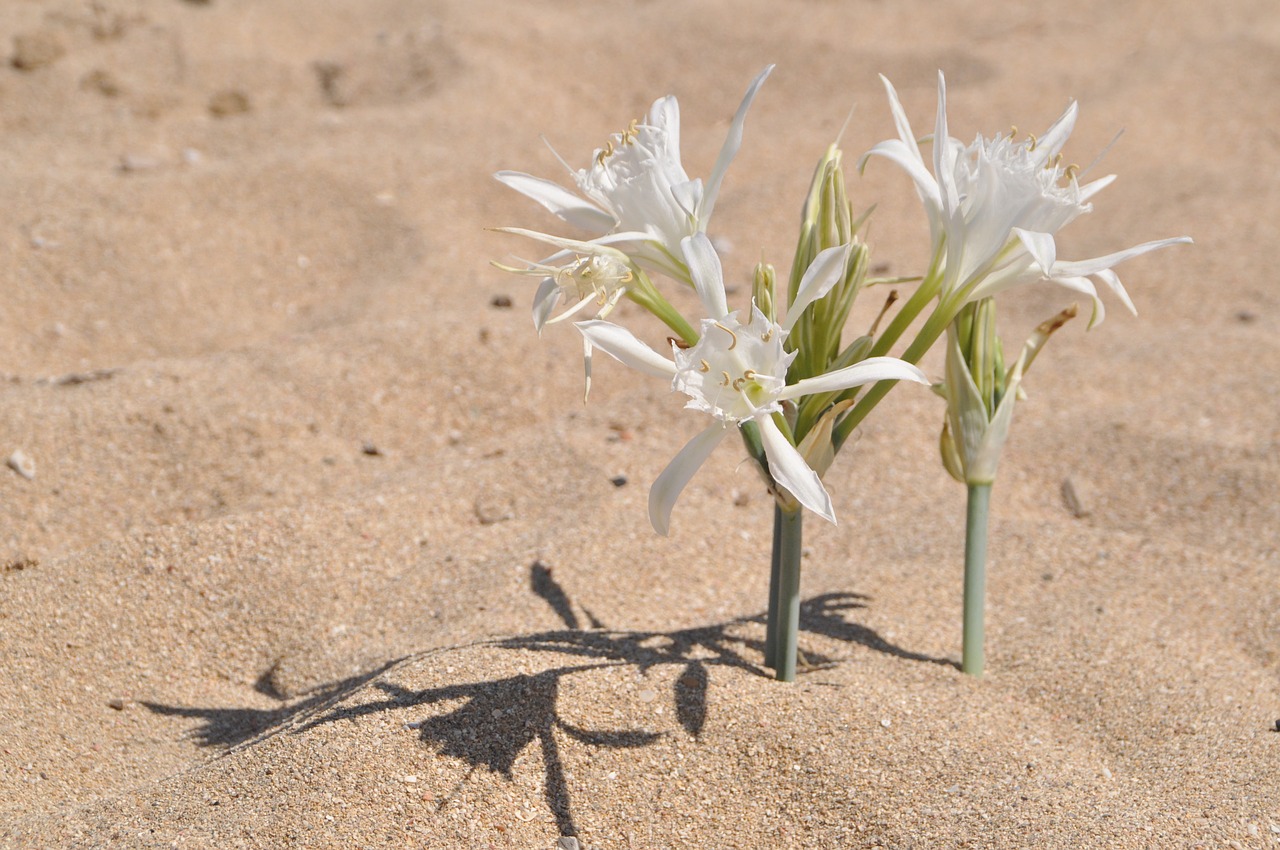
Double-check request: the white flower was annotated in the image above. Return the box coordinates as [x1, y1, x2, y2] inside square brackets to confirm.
[495, 66, 774, 282]
[863, 72, 1191, 325]
[576, 233, 929, 534]
[493, 229, 635, 332]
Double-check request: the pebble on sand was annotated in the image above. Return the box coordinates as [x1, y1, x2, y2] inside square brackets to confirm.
[7, 450, 35, 481]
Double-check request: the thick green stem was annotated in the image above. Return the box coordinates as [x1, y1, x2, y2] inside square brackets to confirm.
[832, 298, 957, 450]
[963, 482, 992, 677]
[774, 508, 804, 682]
[764, 504, 783, 669]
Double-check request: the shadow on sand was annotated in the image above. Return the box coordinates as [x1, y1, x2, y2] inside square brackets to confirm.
[146, 561, 953, 838]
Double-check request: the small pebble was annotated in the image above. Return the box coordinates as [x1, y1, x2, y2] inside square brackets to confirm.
[402, 775, 418, 784]
[490, 295, 513, 308]
[1061, 477, 1089, 518]
[558, 837, 581, 850]
[1273, 718, 1280, 732]
[361, 442, 383, 457]
[107, 698, 126, 711]
[638, 689, 656, 704]
[208, 89, 251, 117]
[879, 717, 891, 728]
[7, 450, 35, 481]
[609, 475, 627, 487]
[473, 494, 515, 525]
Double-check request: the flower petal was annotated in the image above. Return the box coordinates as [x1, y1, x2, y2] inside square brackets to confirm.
[779, 356, 929, 401]
[699, 65, 774, 227]
[575, 320, 677, 379]
[859, 139, 941, 209]
[1033, 101, 1078, 163]
[758, 416, 835, 523]
[494, 171, 616, 232]
[682, 233, 729, 319]
[532, 277, 559, 333]
[1051, 237, 1192, 279]
[1013, 228, 1057, 276]
[648, 423, 728, 536]
[781, 243, 853, 333]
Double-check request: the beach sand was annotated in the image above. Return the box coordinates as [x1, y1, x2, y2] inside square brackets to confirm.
[1, 1, 1277, 847]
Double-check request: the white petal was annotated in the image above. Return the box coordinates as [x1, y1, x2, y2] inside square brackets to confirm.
[648, 423, 728, 535]
[1078, 174, 1116, 201]
[879, 74, 919, 153]
[493, 227, 634, 262]
[1093, 267, 1136, 315]
[532, 277, 559, 333]
[779, 356, 929, 401]
[682, 233, 729, 318]
[494, 171, 616, 232]
[575, 320, 677, 379]
[759, 417, 835, 523]
[671, 179, 703, 219]
[1013, 228, 1057, 276]
[782, 243, 853, 332]
[860, 139, 941, 209]
[933, 71, 960, 215]
[699, 65, 774, 227]
[1034, 101, 1078, 162]
[1051, 237, 1192, 279]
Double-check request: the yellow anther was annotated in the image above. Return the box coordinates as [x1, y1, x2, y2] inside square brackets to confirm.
[1026, 133, 1038, 152]
[761, 327, 774, 343]
[595, 141, 614, 166]
[1064, 163, 1080, 181]
[1009, 124, 1018, 139]
[720, 371, 732, 387]
[743, 369, 757, 380]
[732, 376, 748, 391]
[621, 118, 640, 144]
[713, 322, 739, 350]
[1048, 152, 1063, 169]
[698, 359, 711, 373]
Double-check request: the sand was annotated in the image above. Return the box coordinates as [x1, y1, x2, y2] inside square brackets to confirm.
[1, 0, 1277, 847]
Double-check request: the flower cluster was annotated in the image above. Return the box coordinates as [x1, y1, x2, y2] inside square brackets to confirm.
[493, 67, 1189, 680]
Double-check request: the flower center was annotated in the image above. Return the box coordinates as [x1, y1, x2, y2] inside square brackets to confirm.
[558, 255, 633, 304]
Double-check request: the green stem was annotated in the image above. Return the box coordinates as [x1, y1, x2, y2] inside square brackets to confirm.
[963, 482, 992, 677]
[774, 508, 804, 682]
[832, 297, 957, 450]
[626, 287, 698, 347]
[764, 503, 783, 669]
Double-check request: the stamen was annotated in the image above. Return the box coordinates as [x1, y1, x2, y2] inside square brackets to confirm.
[714, 322, 739, 350]
[1009, 125, 1018, 139]
[720, 371, 732, 387]
[743, 369, 757, 380]
[761, 327, 773, 343]
[621, 118, 640, 144]
[1063, 163, 1080, 181]
[869, 289, 899, 335]
[698, 359, 711, 373]
[732, 376, 747, 391]
[1026, 133, 1038, 152]
[1047, 152, 1063, 170]
[595, 141, 614, 166]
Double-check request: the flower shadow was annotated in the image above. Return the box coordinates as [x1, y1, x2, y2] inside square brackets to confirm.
[144, 562, 952, 838]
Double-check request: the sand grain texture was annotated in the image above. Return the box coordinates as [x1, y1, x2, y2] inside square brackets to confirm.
[1, 1, 1277, 847]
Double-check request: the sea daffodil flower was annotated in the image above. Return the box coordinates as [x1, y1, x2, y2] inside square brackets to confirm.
[493, 229, 637, 333]
[577, 233, 928, 534]
[863, 72, 1190, 325]
[495, 66, 774, 283]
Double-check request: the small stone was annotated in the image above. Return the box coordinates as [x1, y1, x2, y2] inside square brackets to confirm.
[1273, 718, 1280, 732]
[7, 450, 35, 481]
[360, 441, 383, 457]
[118, 154, 162, 173]
[489, 295, 513, 309]
[403, 775, 418, 784]
[473, 494, 515, 525]
[879, 717, 891, 728]
[107, 698, 126, 711]
[638, 689, 656, 704]
[81, 69, 123, 97]
[12, 32, 65, 71]
[1236, 310, 1258, 323]
[1061, 477, 1089, 518]
[558, 837, 581, 850]
[208, 89, 251, 117]
[609, 475, 627, 488]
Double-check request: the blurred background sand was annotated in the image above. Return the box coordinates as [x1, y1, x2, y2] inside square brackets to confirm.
[1, 1, 1277, 847]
